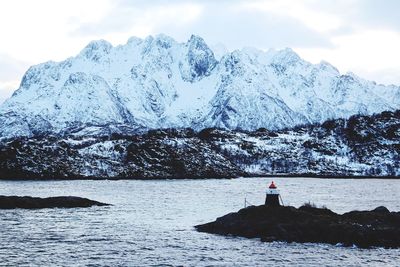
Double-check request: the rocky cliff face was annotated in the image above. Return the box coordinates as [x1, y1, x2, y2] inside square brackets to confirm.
[0, 34, 399, 139]
[1, 110, 398, 179]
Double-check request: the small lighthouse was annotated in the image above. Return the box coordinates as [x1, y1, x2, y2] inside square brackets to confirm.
[265, 181, 281, 206]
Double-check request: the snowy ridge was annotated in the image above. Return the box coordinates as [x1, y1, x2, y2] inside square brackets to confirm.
[0, 34, 399, 139]
[0, 110, 398, 179]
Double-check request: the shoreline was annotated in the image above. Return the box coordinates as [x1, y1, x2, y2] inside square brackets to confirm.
[0, 173, 399, 181]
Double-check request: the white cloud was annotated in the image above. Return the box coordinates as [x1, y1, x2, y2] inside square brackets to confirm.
[0, 80, 19, 104]
[72, 2, 204, 46]
[0, 0, 112, 62]
[296, 30, 400, 84]
[240, 0, 344, 34]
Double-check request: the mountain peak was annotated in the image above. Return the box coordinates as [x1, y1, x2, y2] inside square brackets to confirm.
[126, 36, 143, 46]
[180, 34, 217, 82]
[80, 39, 113, 61]
[154, 34, 177, 48]
[0, 33, 399, 140]
[271, 47, 302, 65]
[188, 34, 205, 44]
[318, 60, 339, 74]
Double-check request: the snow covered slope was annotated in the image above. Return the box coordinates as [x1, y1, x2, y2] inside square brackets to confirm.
[1, 34, 399, 139]
[1, 110, 398, 179]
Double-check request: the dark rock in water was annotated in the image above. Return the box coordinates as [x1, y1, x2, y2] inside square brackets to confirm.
[195, 205, 400, 248]
[0, 195, 110, 209]
[372, 206, 390, 213]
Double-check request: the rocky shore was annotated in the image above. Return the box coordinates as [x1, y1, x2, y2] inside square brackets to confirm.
[195, 205, 400, 248]
[0, 196, 110, 209]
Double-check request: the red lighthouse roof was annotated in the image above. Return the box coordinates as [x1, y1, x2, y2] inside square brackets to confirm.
[269, 181, 277, 189]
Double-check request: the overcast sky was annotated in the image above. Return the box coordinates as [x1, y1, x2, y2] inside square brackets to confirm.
[1, 0, 400, 104]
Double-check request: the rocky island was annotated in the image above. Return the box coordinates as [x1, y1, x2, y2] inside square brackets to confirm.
[195, 204, 400, 248]
[0, 195, 110, 209]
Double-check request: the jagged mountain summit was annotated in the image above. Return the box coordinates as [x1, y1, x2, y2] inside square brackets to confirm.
[1, 34, 399, 139]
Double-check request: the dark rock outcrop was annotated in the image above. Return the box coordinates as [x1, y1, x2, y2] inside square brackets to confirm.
[0, 196, 110, 209]
[195, 205, 400, 248]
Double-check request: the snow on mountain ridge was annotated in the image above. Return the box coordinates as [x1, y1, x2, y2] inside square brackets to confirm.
[0, 34, 399, 139]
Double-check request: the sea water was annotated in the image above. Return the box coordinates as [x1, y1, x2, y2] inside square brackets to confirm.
[0, 178, 399, 266]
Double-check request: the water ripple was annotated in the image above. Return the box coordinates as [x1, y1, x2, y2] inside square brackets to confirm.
[0, 178, 399, 266]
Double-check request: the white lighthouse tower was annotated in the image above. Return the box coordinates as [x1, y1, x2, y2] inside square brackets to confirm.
[265, 181, 281, 206]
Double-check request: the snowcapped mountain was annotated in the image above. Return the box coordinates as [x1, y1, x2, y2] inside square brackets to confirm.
[1, 34, 399, 139]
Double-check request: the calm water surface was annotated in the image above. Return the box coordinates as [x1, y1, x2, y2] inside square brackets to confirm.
[0, 178, 399, 266]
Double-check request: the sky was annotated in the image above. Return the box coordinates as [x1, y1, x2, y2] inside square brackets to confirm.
[1, 0, 400, 104]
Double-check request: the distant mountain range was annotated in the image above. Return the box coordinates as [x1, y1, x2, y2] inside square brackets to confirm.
[0, 34, 399, 140]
